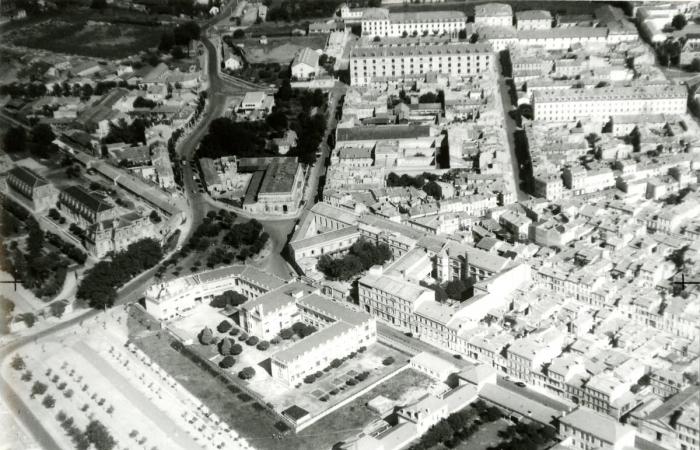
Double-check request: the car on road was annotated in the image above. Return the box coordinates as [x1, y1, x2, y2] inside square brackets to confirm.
[515, 381, 526, 388]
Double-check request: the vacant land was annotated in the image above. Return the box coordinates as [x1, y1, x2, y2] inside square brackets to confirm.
[296, 367, 438, 448]
[239, 35, 327, 64]
[448, 418, 512, 450]
[4, 16, 162, 58]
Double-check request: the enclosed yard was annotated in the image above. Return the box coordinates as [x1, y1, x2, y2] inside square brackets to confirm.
[237, 35, 328, 64]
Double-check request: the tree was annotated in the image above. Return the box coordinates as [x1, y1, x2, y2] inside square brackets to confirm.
[672, 14, 687, 30]
[480, 406, 502, 422]
[219, 356, 236, 368]
[31, 381, 47, 398]
[218, 337, 232, 355]
[423, 180, 442, 199]
[10, 355, 25, 371]
[3, 126, 26, 153]
[217, 320, 232, 333]
[382, 357, 395, 366]
[42, 394, 56, 408]
[171, 46, 186, 59]
[86, 420, 116, 450]
[280, 328, 294, 340]
[199, 327, 214, 345]
[230, 343, 243, 355]
[210, 290, 247, 308]
[239, 367, 255, 380]
[159, 30, 176, 52]
[77, 239, 162, 309]
[256, 341, 270, 351]
[691, 58, 700, 72]
[458, 29, 467, 40]
[330, 358, 342, 369]
[373, 36, 380, 42]
[246, 336, 259, 346]
[149, 210, 161, 223]
[90, 0, 107, 9]
[31, 123, 56, 158]
[49, 300, 68, 318]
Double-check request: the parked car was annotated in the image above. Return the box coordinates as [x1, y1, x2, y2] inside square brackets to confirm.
[515, 381, 526, 388]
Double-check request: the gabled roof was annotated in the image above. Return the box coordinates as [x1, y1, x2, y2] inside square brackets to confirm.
[61, 185, 113, 214]
[9, 166, 48, 189]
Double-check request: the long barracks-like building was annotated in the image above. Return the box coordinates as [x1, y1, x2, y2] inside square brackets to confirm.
[350, 42, 493, 86]
[532, 84, 687, 123]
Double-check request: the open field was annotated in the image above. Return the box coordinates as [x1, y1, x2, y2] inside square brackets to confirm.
[3, 15, 163, 58]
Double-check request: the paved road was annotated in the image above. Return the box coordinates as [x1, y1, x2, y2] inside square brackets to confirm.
[495, 55, 529, 202]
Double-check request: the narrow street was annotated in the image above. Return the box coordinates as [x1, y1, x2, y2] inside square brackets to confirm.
[495, 55, 529, 202]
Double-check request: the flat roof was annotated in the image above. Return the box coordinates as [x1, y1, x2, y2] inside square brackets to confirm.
[259, 157, 300, 194]
[273, 321, 353, 364]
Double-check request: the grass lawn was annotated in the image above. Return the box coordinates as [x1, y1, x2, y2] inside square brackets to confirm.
[295, 368, 438, 449]
[4, 14, 163, 58]
[446, 418, 511, 450]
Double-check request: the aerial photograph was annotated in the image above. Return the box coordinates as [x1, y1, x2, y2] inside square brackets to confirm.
[0, 0, 699, 449]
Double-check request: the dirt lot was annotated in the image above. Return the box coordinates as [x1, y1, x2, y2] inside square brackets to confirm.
[3, 15, 163, 58]
[241, 35, 327, 64]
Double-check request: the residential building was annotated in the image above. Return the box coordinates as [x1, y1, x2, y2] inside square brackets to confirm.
[350, 42, 493, 86]
[474, 3, 513, 28]
[58, 185, 119, 227]
[559, 407, 636, 450]
[5, 166, 58, 212]
[144, 265, 288, 321]
[533, 85, 687, 123]
[291, 48, 320, 80]
[360, 9, 466, 38]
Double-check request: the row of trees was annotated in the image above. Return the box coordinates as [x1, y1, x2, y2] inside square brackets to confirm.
[386, 171, 444, 199]
[77, 239, 163, 309]
[3, 123, 57, 158]
[317, 239, 393, 281]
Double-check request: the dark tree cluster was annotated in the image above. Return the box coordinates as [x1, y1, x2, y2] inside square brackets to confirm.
[133, 96, 157, 109]
[444, 278, 475, 301]
[316, 239, 393, 281]
[210, 290, 247, 308]
[197, 118, 271, 159]
[159, 21, 201, 55]
[2, 205, 68, 299]
[77, 239, 163, 309]
[291, 321, 317, 338]
[104, 118, 147, 145]
[267, 0, 339, 21]
[410, 402, 487, 449]
[2, 124, 57, 158]
[491, 421, 557, 450]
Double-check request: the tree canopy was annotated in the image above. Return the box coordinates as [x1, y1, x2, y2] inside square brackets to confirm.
[317, 239, 393, 280]
[77, 239, 162, 309]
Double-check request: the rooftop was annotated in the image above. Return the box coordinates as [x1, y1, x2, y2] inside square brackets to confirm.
[259, 157, 300, 194]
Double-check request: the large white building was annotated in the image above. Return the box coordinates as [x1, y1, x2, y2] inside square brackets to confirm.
[144, 265, 288, 321]
[255, 290, 377, 386]
[350, 42, 493, 86]
[360, 8, 466, 38]
[474, 3, 513, 28]
[533, 85, 687, 123]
